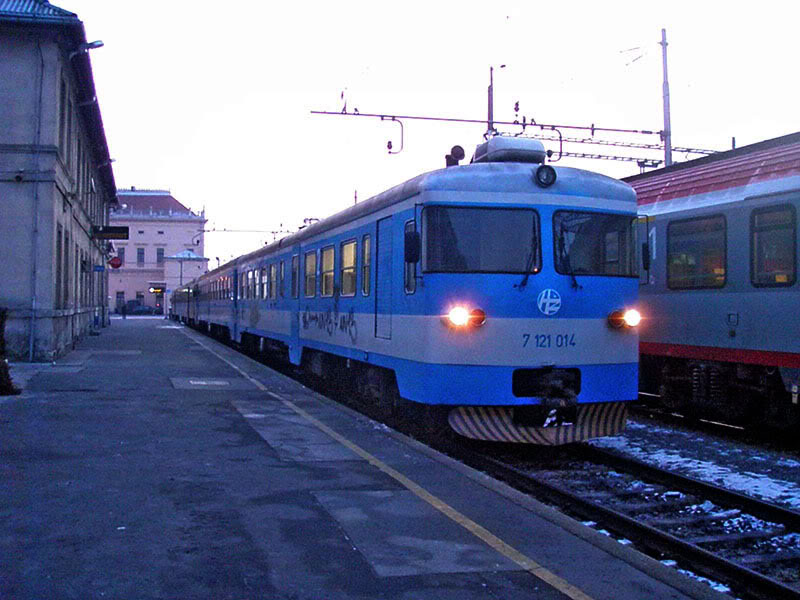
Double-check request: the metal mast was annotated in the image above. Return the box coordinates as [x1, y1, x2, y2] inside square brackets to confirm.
[660, 28, 673, 166]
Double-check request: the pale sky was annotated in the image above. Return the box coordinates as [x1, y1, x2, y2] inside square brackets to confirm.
[62, 0, 800, 266]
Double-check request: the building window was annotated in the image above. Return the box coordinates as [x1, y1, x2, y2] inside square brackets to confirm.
[116, 291, 124, 310]
[137, 248, 145, 266]
[58, 78, 67, 157]
[362, 235, 371, 296]
[340, 240, 356, 296]
[291, 255, 299, 298]
[667, 215, 726, 289]
[56, 226, 63, 308]
[118, 247, 125, 265]
[156, 247, 164, 265]
[321, 246, 334, 297]
[157, 231, 164, 235]
[304, 251, 316, 297]
[138, 230, 144, 235]
[404, 220, 416, 294]
[136, 292, 144, 304]
[751, 204, 796, 287]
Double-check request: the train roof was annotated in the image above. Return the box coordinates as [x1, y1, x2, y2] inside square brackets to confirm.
[208, 161, 634, 274]
[625, 131, 800, 214]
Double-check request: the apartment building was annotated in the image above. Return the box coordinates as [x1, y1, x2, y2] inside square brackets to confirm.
[109, 188, 208, 313]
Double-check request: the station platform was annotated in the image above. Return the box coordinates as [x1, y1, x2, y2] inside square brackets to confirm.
[2, 318, 728, 600]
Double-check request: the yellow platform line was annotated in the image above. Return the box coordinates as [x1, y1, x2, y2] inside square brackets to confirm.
[188, 331, 595, 600]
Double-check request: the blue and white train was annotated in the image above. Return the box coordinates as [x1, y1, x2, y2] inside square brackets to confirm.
[171, 136, 642, 443]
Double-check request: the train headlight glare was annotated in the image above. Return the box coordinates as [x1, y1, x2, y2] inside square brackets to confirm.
[623, 309, 641, 327]
[445, 306, 486, 328]
[608, 308, 641, 329]
[447, 307, 470, 327]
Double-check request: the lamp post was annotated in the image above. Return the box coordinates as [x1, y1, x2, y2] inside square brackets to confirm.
[488, 64, 506, 135]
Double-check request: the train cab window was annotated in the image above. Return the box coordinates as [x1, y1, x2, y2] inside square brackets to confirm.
[553, 211, 636, 277]
[341, 240, 356, 296]
[270, 263, 278, 299]
[362, 235, 371, 295]
[321, 246, 335, 297]
[291, 255, 299, 298]
[751, 205, 796, 287]
[667, 215, 726, 289]
[304, 251, 317, 297]
[424, 206, 540, 273]
[404, 221, 417, 293]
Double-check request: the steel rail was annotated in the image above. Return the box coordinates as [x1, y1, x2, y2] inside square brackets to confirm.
[449, 445, 800, 600]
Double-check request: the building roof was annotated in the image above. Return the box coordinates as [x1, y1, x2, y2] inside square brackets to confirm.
[0, 0, 76, 21]
[114, 189, 204, 219]
[0, 0, 117, 202]
[624, 132, 800, 207]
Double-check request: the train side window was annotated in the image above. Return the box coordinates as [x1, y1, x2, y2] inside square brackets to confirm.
[321, 246, 335, 297]
[404, 220, 416, 294]
[247, 270, 253, 299]
[362, 235, 371, 296]
[667, 215, 726, 289]
[751, 204, 796, 287]
[270, 263, 278, 299]
[279, 260, 285, 297]
[260, 267, 266, 298]
[291, 255, 299, 298]
[304, 250, 317, 297]
[341, 240, 356, 296]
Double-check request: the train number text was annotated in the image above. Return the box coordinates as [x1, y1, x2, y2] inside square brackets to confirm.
[522, 333, 576, 348]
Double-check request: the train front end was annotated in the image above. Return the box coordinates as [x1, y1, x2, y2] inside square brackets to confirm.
[401, 138, 641, 443]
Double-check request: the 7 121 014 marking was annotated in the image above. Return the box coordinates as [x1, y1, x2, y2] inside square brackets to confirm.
[522, 333, 576, 348]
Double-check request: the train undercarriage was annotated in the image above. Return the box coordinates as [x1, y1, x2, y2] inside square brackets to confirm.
[640, 355, 799, 430]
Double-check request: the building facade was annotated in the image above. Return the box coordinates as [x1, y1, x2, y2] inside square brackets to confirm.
[0, 1, 117, 361]
[109, 189, 208, 313]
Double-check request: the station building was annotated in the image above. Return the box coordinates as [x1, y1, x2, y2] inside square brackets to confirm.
[109, 189, 208, 314]
[0, 0, 117, 360]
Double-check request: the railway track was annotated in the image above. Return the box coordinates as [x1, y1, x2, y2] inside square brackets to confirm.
[212, 333, 800, 599]
[445, 440, 800, 600]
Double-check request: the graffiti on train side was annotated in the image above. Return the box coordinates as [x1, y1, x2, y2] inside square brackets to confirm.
[301, 305, 358, 344]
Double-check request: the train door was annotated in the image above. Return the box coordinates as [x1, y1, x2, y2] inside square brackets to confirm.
[375, 217, 392, 339]
[637, 215, 654, 286]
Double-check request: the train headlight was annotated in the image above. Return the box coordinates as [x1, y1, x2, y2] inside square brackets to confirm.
[534, 165, 557, 188]
[623, 309, 641, 327]
[444, 306, 486, 329]
[608, 308, 641, 329]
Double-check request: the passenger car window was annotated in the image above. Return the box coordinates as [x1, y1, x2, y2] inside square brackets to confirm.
[340, 240, 356, 296]
[667, 215, 726, 289]
[362, 235, 371, 295]
[751, 204, 796, 287]
[304, 251, 316, 297]
[321, 246, 335, 297]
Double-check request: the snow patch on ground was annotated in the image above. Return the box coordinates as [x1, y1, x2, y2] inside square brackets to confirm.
[590, 420, 800, 510]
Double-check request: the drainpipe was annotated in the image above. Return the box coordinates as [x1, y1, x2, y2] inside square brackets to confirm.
[28, 42, 45, 361]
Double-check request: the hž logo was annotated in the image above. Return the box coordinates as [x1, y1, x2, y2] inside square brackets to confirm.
[537, 289, 561, 316]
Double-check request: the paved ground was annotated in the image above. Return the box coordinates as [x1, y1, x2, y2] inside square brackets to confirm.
[1, 318, 728, 600]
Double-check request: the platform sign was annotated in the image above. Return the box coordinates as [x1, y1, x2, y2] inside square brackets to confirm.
[93, 264, 105, 272]
[93, 226, 129, 240]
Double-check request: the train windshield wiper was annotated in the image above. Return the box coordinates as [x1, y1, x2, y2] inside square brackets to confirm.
[515, 239, 539, 290]
[557, 226, 582, 290]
